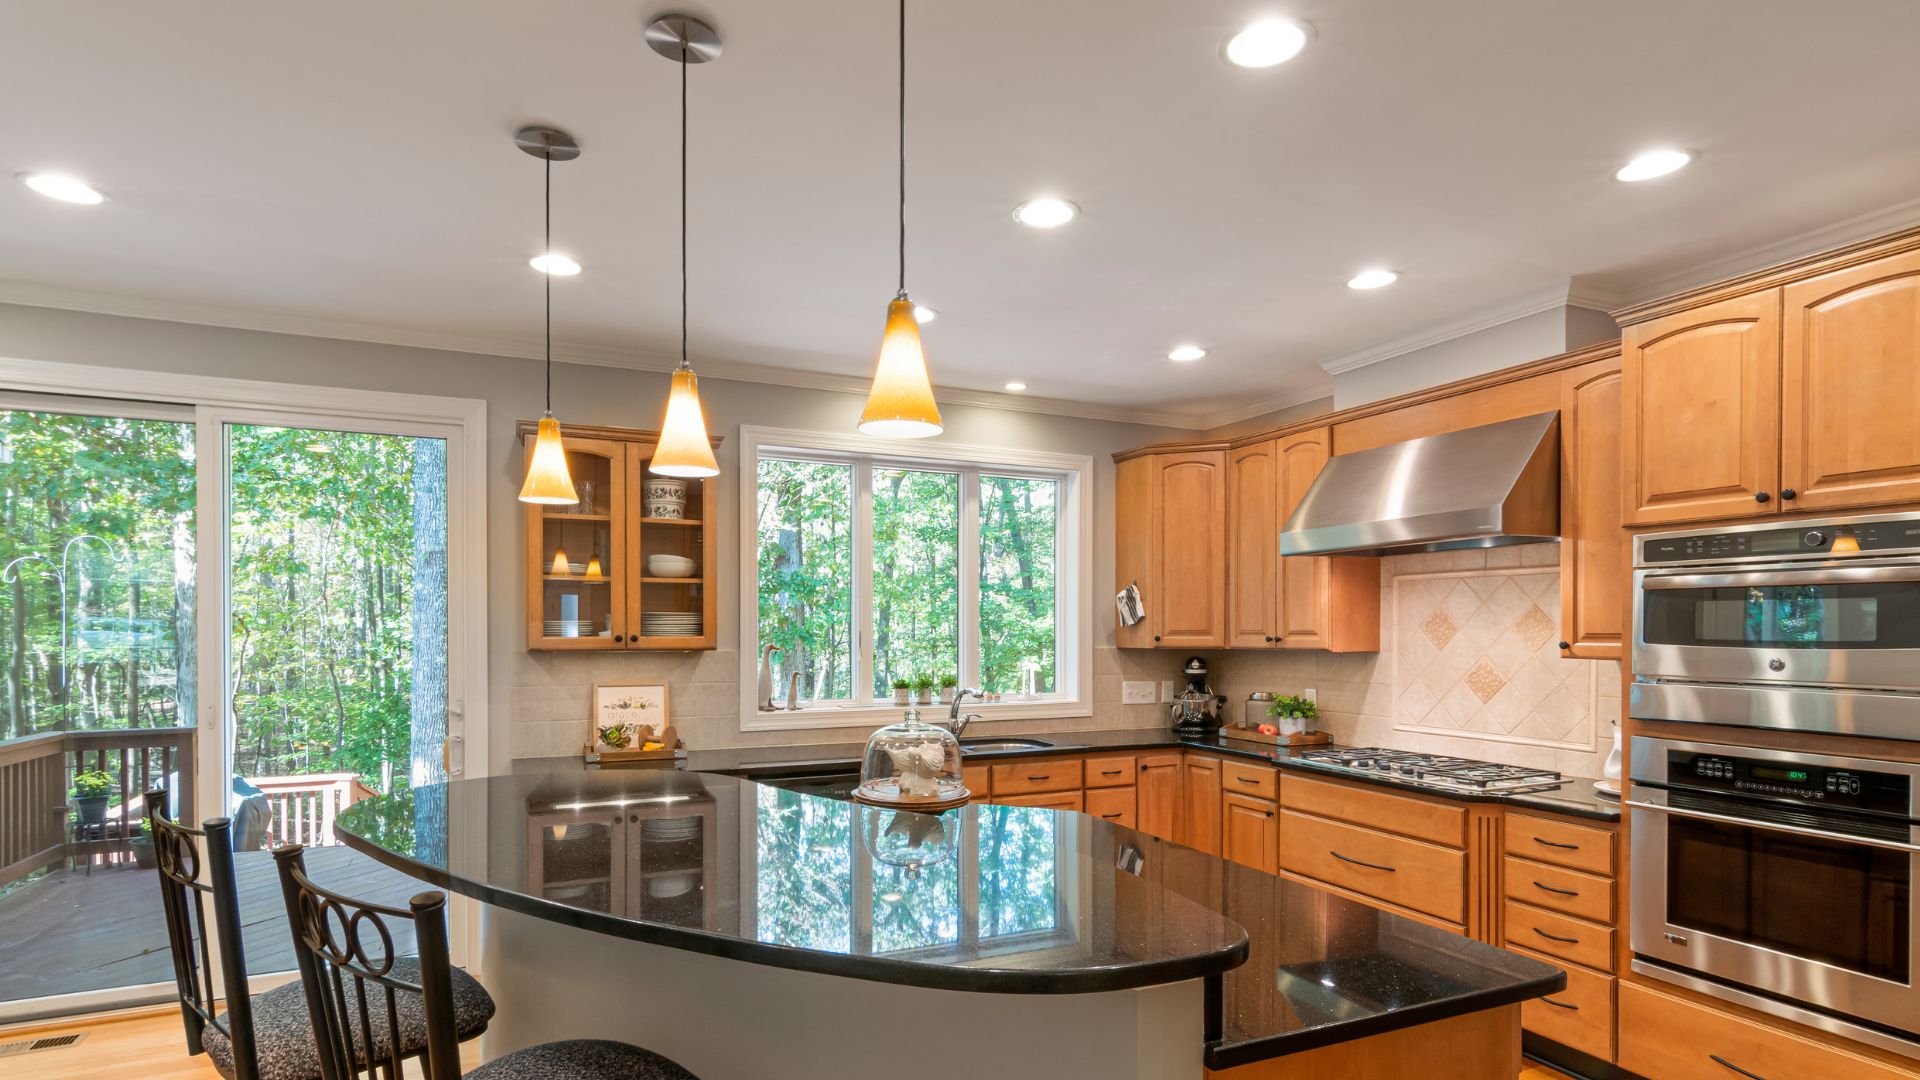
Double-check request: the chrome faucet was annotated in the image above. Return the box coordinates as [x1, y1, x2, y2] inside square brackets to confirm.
[947, 688, 984, 737]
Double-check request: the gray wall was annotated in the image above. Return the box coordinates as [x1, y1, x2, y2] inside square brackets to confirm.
[1331, 305, 1619, 409]
[0, 302, 1189, 761]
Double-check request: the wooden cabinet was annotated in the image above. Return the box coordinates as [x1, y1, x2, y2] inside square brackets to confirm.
[1221, 792, 1278, 873]
[1084, 785, 1136, 828]
[522, 423, 718, 651]
[995, 790, 1083, 812]
[1617, 981, 1920, 1080]
[1781, 247, 1920, 511]
[1510, 945, 1615, 1064]
[1226, 442, 1278, 648]
[1557, 356, 1626, 660]
[1136, 752, 1183, 840]
[1114, 448, 1228, 648]
[1621, 291, 1782, 525]
[989, 758, 1082, 796]
[1180, 753, 1222, 855]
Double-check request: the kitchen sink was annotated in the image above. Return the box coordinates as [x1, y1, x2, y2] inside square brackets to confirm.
[958, 737, 1054, 754]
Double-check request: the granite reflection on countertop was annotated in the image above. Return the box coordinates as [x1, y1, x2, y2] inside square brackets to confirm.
[683, 727, 1623, 822]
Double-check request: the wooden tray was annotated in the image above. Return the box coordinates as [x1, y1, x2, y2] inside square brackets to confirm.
[584, 746, 687, 767]
[1216, 725, 1331, 748]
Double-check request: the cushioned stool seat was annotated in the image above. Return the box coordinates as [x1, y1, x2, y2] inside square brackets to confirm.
[465, 1039, 699, 1080]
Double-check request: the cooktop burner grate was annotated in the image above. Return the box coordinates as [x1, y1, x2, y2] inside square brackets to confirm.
[1296, 747, 1564, 794]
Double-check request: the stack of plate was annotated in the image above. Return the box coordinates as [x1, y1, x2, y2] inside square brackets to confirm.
[640, 612, 702, 637]
[641, 817, 702, 843]
[543, 619, 600, 637]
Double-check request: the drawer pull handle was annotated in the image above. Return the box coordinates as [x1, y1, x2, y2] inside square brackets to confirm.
[1533, 880, 1579, 897]
[1101, 770, 1123, 776]
[1101, 812, 1122, 819]
[1532, 927, 1579, 945]
[1540, 997, 1579, 1011]
[1330, 850, 1396, 872]
[1709, 1055, 1767, 1080]
[1236, 777, 1261, 786]
[1028, 775, 1050, 781]
[1533, 836, 1580, 850]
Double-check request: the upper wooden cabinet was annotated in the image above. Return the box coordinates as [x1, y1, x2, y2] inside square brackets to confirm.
[1558, 356, 1626, 660]
[1781, 248, 1920, 511]
[522, 423, 718, 652]
[1621, 291, 1782, 526]
[1115, 448, 1228, 648]
[1225, 442, 1277, 648]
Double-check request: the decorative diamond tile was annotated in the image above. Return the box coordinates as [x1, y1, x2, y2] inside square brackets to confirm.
[1464, 659, 1506, 703]
[1514, 604, 1556, 651]
[1421, 609, 1458, 651]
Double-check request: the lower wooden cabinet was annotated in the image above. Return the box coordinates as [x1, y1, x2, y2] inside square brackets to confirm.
[1084, 785, 1136, 828]
[1278, 810, 1467, 925]
[1509, 945, 1614, 1063]
[1136, 752, 1182, 838]
[1221, 792, 1278, 873]
[1181, 754, 1223, 856]
[1617, 981, 1920, 1080]
[995, 790, 1083, 812]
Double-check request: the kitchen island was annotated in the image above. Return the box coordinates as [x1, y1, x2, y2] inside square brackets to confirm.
[336, 763, 1561, 1079]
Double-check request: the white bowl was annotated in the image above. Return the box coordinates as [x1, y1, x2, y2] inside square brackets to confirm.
[644, 500, 685, 520]
[647, 555, 696, 577]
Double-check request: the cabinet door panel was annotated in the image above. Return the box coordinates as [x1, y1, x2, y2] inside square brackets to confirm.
[1180, 754, 1222, 855]
[1227, 442, 1278, 647]
[527, 436, 630, 651]
[1136, 752, 1182, 841]
[1154, 452, 1228, 647]
[1221, 792, 1278, 873]
[1782, 248, 1920, 511]
[1085, 786, 1136, 828]
[1276, 430, 1332, 647]
[1622, 291, 1781, 525]
[1559, 357, 1626, 659]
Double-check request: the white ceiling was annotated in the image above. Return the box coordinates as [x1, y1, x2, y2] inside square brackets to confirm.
[4, 1, 1920, 427]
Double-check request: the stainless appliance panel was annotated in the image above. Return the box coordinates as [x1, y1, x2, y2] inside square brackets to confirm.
[1629, 680, 1920, 741]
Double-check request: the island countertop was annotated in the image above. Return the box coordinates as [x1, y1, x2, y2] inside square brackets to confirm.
[335, 761, 1564, 1069]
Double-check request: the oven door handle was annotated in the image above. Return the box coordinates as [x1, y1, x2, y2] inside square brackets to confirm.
[1640, 564, 1920, 591]
[1625, 798, 1920, 854]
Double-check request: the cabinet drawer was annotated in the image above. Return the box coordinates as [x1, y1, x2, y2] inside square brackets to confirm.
[962, 764, 992, 801]
[1504, 812, 1615, 876]
[1085, 786, 1136, 828]
[1504, 900, 1613, 972]
[1278, 810, 1466, 923]
[1280, 774, 1466, 847]
[1509, 944, 1614, 1063]
[1503, 855, 1614, 925]
[991, 758, 1083, 796]
[1221, 760, 1278, 800]
[1618, 981, 1920, 1080]
[1084, 754, 1137, 789]
[995, 790, 1083, 812]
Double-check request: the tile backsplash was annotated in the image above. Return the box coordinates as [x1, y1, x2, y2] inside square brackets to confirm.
[1208, 545, 1622, 779]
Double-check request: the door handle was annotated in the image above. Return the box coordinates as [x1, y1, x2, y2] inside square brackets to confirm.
[1330, 850, 1396, 872]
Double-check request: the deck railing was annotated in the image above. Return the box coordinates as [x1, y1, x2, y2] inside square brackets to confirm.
[248, 773, 375, 848]
[0, 726, 197, 888]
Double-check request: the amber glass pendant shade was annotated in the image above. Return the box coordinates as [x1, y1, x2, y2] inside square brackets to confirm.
[859, 297, 943, 438]
[583, 555, 604, 579]
[650, 368, 720, 478]
[550, 548, 571, 576]
[520, 413, 579, 505]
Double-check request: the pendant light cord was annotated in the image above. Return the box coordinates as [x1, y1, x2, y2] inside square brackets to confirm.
[680, 40, 691, 373]
[897, 0, 907, 298]
[543, 153, 554, 414]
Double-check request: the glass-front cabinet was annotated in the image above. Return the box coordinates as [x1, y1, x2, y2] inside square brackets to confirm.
[522, 422, 717, 651]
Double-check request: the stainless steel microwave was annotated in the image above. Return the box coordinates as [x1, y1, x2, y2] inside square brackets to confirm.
[1630, 511, 1920, 741]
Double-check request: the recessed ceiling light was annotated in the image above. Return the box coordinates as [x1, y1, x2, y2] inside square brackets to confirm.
[19, 172, 107, 205]
[1167, 345, 1208, 362]
[529, 252, 582, 276]
[1224, 18, 1310, 69]
[913, 304, 937, 324]
[1012, 197, 1078, 229]
[1614, 149, 1694, 182]
[1347, 268, 1399, 290]
[1004, 381, 1027, 392]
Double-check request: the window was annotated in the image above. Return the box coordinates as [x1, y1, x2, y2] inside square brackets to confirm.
[741, 427, 1090, 729]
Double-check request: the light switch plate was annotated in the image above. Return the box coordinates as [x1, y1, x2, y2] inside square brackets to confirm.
[1161, 680, 1176, 702]
[1302, 688, 1317, 704]
[1122, 680, 1156, 705]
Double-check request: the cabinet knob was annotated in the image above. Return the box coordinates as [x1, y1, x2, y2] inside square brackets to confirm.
[1558, 641, 1571, 651]
[612, 634, 625, 643]
[1754, 491, 1771, 503]
[1264, 635, 1274, 643]
[1153, 635, 1161, 643]
[1780, 488, 1797, 501]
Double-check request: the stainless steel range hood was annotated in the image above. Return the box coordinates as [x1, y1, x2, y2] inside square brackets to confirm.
[1280, 411, 1561, 558]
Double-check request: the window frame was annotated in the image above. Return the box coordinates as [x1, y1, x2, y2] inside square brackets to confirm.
[739, 425, 1092, 731]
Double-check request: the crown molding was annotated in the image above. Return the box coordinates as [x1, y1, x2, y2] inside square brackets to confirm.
[0, 280, 1207, 432]
[1316, 284, 1586, 377]
[1199, 384, 1335, 429]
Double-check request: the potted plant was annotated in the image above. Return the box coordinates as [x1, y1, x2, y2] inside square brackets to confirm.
[937, 674, 959, 705]
[912, 673, 935, 706]
[891, 677, 911, 705]
[1266, 694, 1319, 736]
[130, 817, 157, 869]
[71, 770, 114, 827]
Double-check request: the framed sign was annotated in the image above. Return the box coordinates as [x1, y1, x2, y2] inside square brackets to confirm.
[592, 682, 669, 750]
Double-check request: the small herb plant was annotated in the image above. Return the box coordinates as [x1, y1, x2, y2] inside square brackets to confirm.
[891, 677, 911, 691]
[597, 724, 632, 750]
[912, 673, 935, 692]
[70, 770, 114, 800]
[1266, 695, 1318, 720]
[938, 674, 958, 690]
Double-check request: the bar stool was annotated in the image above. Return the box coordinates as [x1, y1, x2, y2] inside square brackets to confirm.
[144, 789, 496, 1079]
[272, 843, 700, 1079]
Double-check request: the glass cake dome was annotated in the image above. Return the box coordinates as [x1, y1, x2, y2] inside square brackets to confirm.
[854, 708, 968, 809]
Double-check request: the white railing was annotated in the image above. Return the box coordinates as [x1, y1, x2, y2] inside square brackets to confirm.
[248, 773, 375, 848]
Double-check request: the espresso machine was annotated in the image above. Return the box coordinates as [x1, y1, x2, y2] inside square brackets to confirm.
[1169, 656, 1224, 735]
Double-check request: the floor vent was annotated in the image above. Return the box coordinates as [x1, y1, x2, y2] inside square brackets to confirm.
[0, 1032, 86, 1057]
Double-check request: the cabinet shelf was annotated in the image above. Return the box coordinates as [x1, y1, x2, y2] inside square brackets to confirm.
[545, 576, 613, 584]
[640, 576, 702, 584]
[543, 513, 612, 522]
[640, 518, 703, 527]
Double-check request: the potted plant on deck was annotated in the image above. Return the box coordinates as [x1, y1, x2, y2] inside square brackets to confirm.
[913, 673, 935, 706]
[892, 678, 911, 706]
[130, 817, 156, 869]
[937, 674, 959, 705]
[71, 770, 114, 827]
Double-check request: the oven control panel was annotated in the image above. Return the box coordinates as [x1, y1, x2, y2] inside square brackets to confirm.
[1640, 515, 1920, 565]
[1674, 751, 1909, 814]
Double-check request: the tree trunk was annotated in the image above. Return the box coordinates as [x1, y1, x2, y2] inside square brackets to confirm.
[407, 439, 449, 852]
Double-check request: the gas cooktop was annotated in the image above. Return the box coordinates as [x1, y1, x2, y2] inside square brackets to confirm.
[1295, 748, 1564, 794]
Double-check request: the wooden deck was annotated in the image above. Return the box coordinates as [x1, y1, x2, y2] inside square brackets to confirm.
[0, 845, 427, 1004]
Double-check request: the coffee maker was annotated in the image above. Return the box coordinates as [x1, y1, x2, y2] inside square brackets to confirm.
[1169, 656, 1223, 735]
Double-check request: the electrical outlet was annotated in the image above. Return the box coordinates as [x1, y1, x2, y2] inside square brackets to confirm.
[1122, 680, 1156, 705]
[1161, 680, 1176, 702]
[1301, 688, 1317, 704]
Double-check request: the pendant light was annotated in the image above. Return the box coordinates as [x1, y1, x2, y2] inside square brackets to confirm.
[515, 125, 582, 505]
[859, 0, 943, 438]
[646, 15, 722, 479]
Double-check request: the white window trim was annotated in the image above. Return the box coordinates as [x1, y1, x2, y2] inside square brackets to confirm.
[738, 425, 1093, 732]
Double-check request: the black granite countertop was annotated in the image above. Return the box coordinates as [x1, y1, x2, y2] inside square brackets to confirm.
[690, 727, 1623, 822]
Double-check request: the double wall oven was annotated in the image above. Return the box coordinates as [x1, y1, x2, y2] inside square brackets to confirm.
[1629, 512, 1920, 1056]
